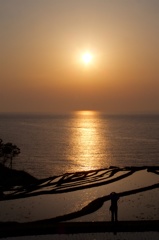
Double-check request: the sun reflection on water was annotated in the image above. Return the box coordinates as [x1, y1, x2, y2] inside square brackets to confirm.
[68, 111, 110, 172]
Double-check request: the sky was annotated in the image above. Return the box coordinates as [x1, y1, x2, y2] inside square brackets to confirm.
[0, 0, 159, 114]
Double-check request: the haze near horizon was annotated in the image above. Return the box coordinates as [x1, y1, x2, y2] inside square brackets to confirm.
[0, 0, 159, 114]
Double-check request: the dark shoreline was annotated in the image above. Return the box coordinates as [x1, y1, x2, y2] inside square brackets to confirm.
[1, 165, 159, 201]
[0, 221, 159, 238]
[0, 163, 158, 190]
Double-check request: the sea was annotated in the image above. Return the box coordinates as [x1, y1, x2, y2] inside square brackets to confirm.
[0, 112, 159, 179]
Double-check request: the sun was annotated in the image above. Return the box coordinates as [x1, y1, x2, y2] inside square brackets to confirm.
[82, 52, 93, 64]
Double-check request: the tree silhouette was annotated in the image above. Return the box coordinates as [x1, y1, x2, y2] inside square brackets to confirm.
[0, 139, 20, 168]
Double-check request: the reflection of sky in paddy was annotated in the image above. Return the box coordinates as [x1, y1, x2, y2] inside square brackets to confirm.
[67, 111, 111, 173]
[1, 169, 158, 223]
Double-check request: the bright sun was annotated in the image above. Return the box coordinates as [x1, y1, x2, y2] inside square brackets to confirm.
[82, 52, 93, 64]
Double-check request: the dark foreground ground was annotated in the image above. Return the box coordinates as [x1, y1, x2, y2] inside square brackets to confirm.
[0, 164, 159, 238]
[0, 220, 159, 238]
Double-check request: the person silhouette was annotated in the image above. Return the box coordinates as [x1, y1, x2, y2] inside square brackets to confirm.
[110, 192, 119, 222]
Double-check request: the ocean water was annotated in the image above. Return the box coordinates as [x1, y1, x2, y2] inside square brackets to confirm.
[0, 112, 159, 178]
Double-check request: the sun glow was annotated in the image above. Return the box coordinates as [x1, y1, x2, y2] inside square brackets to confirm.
[75, 110, 98, 116]
[82, 52, 93, 64]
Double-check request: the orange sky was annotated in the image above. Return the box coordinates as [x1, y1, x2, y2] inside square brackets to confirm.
[0, 0, 159, 114]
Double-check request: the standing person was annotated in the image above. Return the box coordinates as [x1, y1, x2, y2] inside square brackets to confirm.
[110, 192, 119, 222]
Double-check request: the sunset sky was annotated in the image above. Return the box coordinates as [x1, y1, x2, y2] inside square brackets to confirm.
[1, 0, 159, 114]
